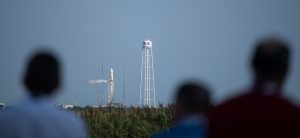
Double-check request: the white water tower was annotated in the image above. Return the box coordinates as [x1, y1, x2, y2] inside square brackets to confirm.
[139, 40, 156, 107]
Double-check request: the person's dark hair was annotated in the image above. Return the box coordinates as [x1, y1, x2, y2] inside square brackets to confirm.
[175, 83, 210, 114]
[24, 51, 60, 97]
[252, 37, 290, 79]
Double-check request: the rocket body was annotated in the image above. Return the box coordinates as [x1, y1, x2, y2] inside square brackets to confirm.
[108, 68, 114, 106]
[110, 68, 114, 81]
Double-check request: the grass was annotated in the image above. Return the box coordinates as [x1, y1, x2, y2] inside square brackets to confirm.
[74, 105, 174, 138]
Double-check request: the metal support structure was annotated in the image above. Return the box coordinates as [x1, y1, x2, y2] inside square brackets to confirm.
[122, 64, 126, 106]
[139, 40, 156, 107]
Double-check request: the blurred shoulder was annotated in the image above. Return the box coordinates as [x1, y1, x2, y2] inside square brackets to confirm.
[152, 125, 205, 138]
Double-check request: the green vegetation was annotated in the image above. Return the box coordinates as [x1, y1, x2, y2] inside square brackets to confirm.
[75, 105, 174, 138]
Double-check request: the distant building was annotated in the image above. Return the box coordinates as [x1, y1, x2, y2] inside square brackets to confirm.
[62, 104, 74, 109]
[0, 103, 5, 110]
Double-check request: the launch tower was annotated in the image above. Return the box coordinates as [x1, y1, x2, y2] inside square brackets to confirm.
[139, 40, 156, 107]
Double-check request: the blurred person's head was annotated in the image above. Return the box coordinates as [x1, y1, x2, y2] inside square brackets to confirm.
[174, 82, 210, 121]
[23, 51, 60, 98]
[251, 37, 290, 87]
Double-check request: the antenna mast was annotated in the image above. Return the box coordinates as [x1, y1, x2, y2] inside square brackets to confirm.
[101, 64, 104, 105]
[123, 64, 126, 106]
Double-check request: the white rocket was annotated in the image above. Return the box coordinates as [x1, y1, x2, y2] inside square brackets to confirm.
[88, 67, 115, 107]
[108, 68, 114, 106]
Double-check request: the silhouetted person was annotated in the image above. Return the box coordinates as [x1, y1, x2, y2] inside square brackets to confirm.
[153, 82, 211, 138]
[0, 51, 86, 138]
[210, 37, 300, 138]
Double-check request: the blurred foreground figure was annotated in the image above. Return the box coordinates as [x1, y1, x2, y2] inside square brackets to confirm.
[153, 82, 210, 138]
[0, 51, 86, 138]
[210, 37, 300, 138]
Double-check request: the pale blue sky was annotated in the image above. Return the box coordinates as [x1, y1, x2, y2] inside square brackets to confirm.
[0, 0, 299, 106]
